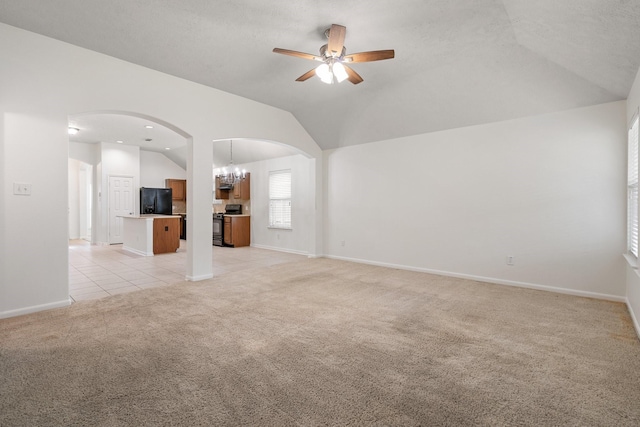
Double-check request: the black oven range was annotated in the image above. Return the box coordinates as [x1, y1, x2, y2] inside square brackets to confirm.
[212, 204, 242, 246]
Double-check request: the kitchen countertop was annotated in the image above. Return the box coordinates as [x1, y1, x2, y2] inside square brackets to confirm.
[221, 214, 250, 217]
[121, 214, 181, 219]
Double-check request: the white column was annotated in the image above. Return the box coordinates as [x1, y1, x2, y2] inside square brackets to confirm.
[309, 155, 323, 257]
[186, 137, 213, 281]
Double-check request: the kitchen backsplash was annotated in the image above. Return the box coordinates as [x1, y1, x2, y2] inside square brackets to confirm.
[171, 196, 251, 215]
[172, 200, 186, 214]
[213, 199, 251, 214]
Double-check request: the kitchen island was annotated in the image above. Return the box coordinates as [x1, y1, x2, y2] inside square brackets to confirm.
[122, 215, 181, 256]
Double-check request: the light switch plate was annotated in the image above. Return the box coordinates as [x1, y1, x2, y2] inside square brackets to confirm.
[13, 182, 32, 195]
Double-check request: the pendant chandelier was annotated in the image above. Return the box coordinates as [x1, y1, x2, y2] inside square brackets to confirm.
[216, 140, 246, 186]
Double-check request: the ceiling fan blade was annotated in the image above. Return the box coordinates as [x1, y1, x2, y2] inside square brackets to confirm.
[344, 50, 395, 63]
[344, 65, 364, 85]
[273, 48, 320, 61]
[327, 24, 346, 57]
[295, 68, 317, 82]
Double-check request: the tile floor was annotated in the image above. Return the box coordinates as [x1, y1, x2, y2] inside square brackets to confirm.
[68, 240, 306, 302]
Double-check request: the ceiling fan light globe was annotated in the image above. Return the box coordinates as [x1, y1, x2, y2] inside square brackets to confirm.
[333, 62, 348, 83]
[316, 63, 333, 84]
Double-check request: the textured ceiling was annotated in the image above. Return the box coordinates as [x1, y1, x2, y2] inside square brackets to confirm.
[2, 0, 640, 150]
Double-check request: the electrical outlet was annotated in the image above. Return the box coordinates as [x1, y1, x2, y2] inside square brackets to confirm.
[13, 182, 32, 195]
[506, 256, 515, 266]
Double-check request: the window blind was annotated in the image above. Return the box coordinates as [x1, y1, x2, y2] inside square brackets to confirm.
[628, 115, 639, 257]
[269, 170, 292, 229]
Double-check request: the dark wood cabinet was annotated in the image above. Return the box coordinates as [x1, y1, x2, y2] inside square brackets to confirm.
[165, 179, 186, 201]
[223, 215, 250, 247]
[153, 217, 180, 254]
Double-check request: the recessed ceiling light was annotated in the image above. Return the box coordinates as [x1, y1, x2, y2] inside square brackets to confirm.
[116, 140, 124, 144]
[68, 127, 79, 135]
[165, 147, 171, 150]
[145, 125, 154, 129]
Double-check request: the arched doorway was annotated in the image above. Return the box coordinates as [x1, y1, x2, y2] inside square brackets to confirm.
[65, 112, 320, 301]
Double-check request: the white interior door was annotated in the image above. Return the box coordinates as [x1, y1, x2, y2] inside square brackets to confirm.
[109, 175, 134, 244]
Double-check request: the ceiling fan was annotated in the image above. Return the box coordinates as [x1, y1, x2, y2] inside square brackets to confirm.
[273, 24, 395, 85]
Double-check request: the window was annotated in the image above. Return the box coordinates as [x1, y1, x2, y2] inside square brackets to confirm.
[269, 169, 292, 229]
[628, 114, 639, 258]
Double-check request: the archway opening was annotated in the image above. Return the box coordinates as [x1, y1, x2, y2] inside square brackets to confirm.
[67, 111, 191, 301]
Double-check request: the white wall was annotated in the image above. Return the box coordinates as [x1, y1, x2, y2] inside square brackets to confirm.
[625, 66, 640, 335]
[246, 154, 314, 255]
[140, 150, 186, 188]
[0, 23, 321, 318]
[1, 112, 71, 315]
[325, 101, 627, 299]
[69, 141, 100, 166]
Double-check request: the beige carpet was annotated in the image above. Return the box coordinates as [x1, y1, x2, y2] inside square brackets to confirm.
[1, 258, 639, 426]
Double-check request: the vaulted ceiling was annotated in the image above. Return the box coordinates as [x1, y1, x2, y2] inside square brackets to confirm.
[2, 1, 640, 150]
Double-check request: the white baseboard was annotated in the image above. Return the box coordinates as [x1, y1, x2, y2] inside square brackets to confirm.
[0, 298, 72, 319]
[325, 254, 626, 303]
[626, 298, 640, 340]
[122, 246, 153, 256]
[186, 273, 213, 281]
[250, 243, 308, 256]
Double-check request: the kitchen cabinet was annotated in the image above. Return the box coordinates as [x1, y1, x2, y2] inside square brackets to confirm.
[179, 214, 186, 240]
[215, 173, 250, 200]
[223, 215, 250, 247]
[165, 179, 186, 201]
[215, 176, 229, 200]
[233, 173, 251, 199]
[153, 217, 181, 254]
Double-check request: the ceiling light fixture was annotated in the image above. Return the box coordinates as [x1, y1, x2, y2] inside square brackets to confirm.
[68, 127, 79, 135]
[216, 140, 246, 187]
[145, 125, 154, 129]
[116, 140, 124, 144]
[315, 57, 348, 84]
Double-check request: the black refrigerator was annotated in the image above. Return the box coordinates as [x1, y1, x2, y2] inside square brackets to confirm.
[140, 187, 172, 215]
